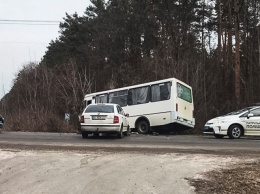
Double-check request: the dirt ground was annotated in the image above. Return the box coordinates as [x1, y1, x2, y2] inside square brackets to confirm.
[0, 149, 253, 194]
[189, 160, 260, 194]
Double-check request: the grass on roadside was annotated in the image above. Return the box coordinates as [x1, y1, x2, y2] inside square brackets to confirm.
[188, 160, 260, 194]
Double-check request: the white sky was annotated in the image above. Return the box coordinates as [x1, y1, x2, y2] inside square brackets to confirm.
[0, 0, 91, 99]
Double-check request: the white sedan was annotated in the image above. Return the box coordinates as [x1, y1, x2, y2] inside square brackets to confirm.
[204, 106, 260, 139]
[80, 103, 130, 138]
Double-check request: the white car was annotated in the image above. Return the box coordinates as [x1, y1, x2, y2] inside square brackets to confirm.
[80, 103, 130, 138]
[204, 106, 260, 139]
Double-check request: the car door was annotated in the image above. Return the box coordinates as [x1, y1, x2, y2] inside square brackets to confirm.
[245, 108, 260, 136]
[117, 105, 128, 130]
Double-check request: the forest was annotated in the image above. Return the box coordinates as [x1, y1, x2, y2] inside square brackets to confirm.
[0, 0, 259, 133]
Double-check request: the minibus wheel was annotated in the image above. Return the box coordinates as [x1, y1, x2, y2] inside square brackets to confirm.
[137, 120, 150, 134]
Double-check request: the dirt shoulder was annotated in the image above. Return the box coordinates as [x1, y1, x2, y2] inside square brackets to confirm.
[189, 160, 260, 194]
[0, 149, 246, 194]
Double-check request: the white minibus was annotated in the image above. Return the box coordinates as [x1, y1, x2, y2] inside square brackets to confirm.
[83, 78, 195, 134]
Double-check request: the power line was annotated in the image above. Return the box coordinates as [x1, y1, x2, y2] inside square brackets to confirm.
[0, 19, 60, 23]
[0, 19, 60, 25]
[0, 41, 48, 44]
[0, 23, 59, 25]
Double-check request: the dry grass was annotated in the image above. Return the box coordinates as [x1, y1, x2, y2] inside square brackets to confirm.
[3, 110, 78, 133]
[189, 160, 260, 194]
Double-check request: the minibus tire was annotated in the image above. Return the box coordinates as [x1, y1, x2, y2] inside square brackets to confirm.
[137, 120, 150, 134]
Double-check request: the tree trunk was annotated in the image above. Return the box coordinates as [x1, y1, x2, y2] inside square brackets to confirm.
[218, 0, 222, 63]
[258, 26, 260, 67]
[228, 0, 233, 66]
[234, 0, 241, 106]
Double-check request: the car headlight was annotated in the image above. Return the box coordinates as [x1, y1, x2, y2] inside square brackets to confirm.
[214, 120, 225, 124]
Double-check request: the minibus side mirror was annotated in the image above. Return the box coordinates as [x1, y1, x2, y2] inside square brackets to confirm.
[125, 113, 129, 117]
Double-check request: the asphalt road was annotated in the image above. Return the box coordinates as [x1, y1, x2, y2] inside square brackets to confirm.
[1, 131, 260, 194]
[0, 131, 260, 156]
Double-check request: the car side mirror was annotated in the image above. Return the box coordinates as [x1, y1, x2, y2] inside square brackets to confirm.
[125, 113, 129, 117]
[247, 113, 254, 118]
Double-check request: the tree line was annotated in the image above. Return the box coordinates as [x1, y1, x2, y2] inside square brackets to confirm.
[0, 0, 259, 133]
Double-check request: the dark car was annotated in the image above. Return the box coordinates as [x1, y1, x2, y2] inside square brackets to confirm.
[0, 115, 4, 128]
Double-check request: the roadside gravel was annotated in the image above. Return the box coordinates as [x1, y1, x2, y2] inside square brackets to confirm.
[0, 149, 246, 194]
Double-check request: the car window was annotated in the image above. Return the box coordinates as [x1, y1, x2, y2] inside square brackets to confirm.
[85, 105, 114, 113]
[240, 107, 260, 117]
[117, 106, 124, 115]
[227, 107, 255, 116]
[116, 106, 121, 114]
[120, 107, 125, 115]
[250, 108, 260, 116]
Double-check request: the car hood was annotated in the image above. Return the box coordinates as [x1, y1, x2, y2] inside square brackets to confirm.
[206, 115, 239, 124]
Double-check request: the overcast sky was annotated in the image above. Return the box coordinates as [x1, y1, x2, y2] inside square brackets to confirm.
[0, 0, 91, 99]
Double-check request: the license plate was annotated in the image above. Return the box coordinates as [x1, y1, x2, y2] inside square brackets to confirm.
[92, 115, 106, 120]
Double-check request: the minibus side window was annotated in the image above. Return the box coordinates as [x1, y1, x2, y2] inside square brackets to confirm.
[127, 86, 150, 105]
[151, 82, 171, 102]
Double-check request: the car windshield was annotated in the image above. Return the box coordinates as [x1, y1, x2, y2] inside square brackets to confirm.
[225, 106, 255, 115]
[85, 105, 114, 113]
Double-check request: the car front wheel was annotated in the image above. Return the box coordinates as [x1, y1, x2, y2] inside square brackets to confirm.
[228, 125, 242, 139]
[123, 126, 131, 136]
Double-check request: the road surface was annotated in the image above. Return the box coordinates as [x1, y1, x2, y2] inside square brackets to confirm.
[0, 131, 260, 156]
[0, 131, 259, 194]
